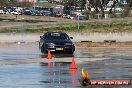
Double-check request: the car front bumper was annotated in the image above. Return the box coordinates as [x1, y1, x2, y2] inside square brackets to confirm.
[45, 45, 75, 54]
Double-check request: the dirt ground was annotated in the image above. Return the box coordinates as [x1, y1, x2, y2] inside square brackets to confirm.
[75, 42, 132, 48]
[1, 42, 132, 48]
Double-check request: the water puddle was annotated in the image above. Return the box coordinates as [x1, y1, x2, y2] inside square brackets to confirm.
[0, 43, 132, 88]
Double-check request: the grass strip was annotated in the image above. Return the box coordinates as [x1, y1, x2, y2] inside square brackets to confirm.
[0, 20, 132, 33]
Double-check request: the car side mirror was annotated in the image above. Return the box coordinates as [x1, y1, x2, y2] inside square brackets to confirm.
[40, 36, 42, 38]
[70, 37, 73, 39]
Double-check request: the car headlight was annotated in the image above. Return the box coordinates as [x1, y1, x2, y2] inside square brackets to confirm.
[65, 43, 72, 45]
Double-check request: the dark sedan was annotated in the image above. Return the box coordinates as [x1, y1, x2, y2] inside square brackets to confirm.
[39, 32, 75, 54]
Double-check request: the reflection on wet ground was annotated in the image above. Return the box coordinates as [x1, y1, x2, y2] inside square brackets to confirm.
[40, 54, 73, 58]
[0, 43, 132, 88]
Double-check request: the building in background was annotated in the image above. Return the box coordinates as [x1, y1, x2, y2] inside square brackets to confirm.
[118, 0, 129, 4]
[18, 0, 61, 2]
[18, 0, 48, 2]
[18, 0, 37, 2]
[54, 0, 62, 2]
[38, 0, 48, 2]
[50, 5, 64, 16]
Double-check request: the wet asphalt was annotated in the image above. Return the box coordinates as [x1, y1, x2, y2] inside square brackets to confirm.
[0, 42, 132, 88]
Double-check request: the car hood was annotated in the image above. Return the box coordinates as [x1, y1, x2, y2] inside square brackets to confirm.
[45, 39, 72, 44]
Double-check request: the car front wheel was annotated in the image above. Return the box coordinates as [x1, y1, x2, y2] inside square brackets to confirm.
[41, 44, 46, 53]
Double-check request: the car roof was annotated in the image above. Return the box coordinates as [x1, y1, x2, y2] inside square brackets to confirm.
[45, 32, 66, 34]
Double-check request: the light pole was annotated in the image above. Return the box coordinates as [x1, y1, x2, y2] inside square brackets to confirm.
[77, 13, 80, 30]
[34, 0, 36, 11]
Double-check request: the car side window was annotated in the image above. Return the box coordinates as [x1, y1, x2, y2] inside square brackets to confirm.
[61, 34, 69, 39]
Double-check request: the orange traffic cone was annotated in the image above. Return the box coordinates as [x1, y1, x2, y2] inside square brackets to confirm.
[70, 56, 77, 69]
[47, 50, 52, 59]
[85, 71, 89, 78]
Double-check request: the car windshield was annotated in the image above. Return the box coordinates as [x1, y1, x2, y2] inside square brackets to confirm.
[45, 33, 69, 40]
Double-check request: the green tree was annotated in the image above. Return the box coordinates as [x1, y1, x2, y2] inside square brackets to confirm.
[123, 0, 132, 17]
[0, 0, 8, 7]
[0, 0, 18, 7]
[85, 0, 118, 19]
[0, 0, 32, 8]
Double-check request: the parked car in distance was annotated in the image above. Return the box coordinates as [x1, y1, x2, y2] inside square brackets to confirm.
[41, 10, 52, 16]
[0, 10, 5, 14]
[31, 11, 42, 16]
[39, 32, 75, 54]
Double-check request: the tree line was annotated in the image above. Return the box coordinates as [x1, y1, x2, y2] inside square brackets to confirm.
[0, 0, 33, 8]
[62, 0, 132, 19]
